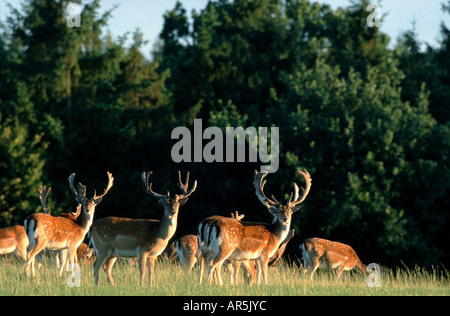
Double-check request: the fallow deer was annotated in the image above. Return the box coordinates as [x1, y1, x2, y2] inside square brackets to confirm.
[300, 237, 366, 279]
[0, 225, 28, 262]
[33, 185, 83, 273]
[25, 172, 113, 277]
[89, 170, 197, 286]
[174, 234, 199, 271]
[196, 211, 245, 284]
[206, 169, 311, 285]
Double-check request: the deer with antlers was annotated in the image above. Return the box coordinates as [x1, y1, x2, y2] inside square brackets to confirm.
[89, 170, 197, 286]
[300, 238, 366, 280]
[29, 185, 83, 273]
[206, 169, 311, 285]
[25, 172, 113, 277]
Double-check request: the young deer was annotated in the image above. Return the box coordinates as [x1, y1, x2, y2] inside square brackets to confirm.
[33, 185, 82, 273]
[0, 225, 28, 262]
[90, 171, 197, 286]
[206, 169, 312, 285]
[300, 237, 366, 279]
[196, 211, 245, 284]
[174, 234, 199, 271]
[25, 172, 113, 277]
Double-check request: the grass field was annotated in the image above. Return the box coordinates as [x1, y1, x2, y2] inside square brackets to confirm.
[0, 255, 448, 296]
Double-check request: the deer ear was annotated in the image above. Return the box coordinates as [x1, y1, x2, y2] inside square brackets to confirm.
[158, 199, 168, 206]
[291, 205, 301, 214]
[268, 207, 278, 215]
[94, 197, 103, 205]
[178, 197, 188, 206]
[75, 196, 86, 205]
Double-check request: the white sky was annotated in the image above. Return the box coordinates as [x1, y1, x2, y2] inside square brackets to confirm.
[1, 0, 449, 59]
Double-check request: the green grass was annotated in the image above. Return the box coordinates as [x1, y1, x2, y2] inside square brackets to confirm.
[0, 255, 448, 296]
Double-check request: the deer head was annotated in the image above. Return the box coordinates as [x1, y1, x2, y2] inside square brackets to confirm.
[253, 169, 311, 225]
[142, 171, 197, 216]
[68, 172, 114, 218]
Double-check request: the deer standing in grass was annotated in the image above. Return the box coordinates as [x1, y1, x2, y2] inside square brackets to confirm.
[25, 172, 113, 277]
[300, 237, 366, 280]
[197, 211, 245, 284]
[89, 171, 197, 286]
[0, 225, 28, 262]
[206, 169, 311, 285]
[32, 185, 83, 272]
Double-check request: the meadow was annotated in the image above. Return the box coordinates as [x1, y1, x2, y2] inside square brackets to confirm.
[0, 255, 448, 296]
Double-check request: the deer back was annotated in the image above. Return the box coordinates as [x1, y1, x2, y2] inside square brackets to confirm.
[0, 225, 27, 251]
[91, 217, 164, 253]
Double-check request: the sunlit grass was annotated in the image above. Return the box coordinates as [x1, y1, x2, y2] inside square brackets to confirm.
[0, 255, 448, 296]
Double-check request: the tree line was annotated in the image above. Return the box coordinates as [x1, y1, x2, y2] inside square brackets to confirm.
[0, 0, 449, 268]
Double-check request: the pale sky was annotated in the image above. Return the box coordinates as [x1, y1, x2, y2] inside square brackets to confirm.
[1, 0, 449, 59]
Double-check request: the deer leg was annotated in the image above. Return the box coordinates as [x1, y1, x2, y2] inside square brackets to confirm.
[147, 256, 156, 286]
[242, 260, 257, 284]
[93, 249, 112, 286]
[208, 257, 223, 285]
[307, 258, 320, 280]
[103, 257, 117, 286]
[198, 255, 205, 284]
[26, 240, 47, 277]
[232, 261, 241, 285]
[188, 254, 196, 272]
[225, 260, 235, 285]
[259, 256, 269, 285]
[137, 252, 149, 286]
[336, 264, 345, 280]
[255, 259, 261, 285]
[58, 249, 69, 276]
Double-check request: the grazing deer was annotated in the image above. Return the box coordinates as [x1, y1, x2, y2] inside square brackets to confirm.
[174, 234, 199, 271]
[76, 242, 94, 265]
[196, 211, 245, 284]
[300, 237, 366, 280]
[90, 170, 197, 286]
[0, 225, 28, 262]
[206, 169, 311, 285]
[34, 185, 83, 272]
[25, 172, 113, 277]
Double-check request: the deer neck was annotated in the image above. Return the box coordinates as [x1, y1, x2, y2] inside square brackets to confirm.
[271, 218, 291, 247]
[78, 211, 94, 234]
[157, 210, 178, 241]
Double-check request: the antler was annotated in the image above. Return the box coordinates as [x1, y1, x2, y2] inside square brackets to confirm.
[231, 211, 245, 221]
[288, 169, 312, 211]
[142, 171, 168, 199]
[69, 172, 114, 201]
[177, 171, 197, 198]
[93, 172, 114, 199]
[38, 185, 52, 214]
[68, 173, 84, 199]
[253, 170, 278, 208]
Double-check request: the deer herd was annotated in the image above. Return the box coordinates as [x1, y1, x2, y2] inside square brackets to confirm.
[0, 168, 368, 287]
